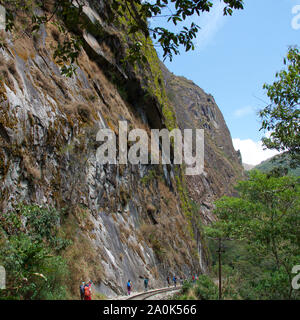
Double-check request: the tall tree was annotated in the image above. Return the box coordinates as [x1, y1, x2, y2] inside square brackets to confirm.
[260, 47, 300, 167]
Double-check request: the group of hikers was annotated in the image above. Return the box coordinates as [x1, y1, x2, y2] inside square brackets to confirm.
[166, 275, 185, 287]
[80, 274, 199, 299]
[126, 277, 149, 295]
[127, 274, 188, 296]
[79, 280, 93, 300]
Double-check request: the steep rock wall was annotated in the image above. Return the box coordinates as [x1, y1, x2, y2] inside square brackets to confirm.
[0, 0, 243, 298]
[161, 63, 244, 224]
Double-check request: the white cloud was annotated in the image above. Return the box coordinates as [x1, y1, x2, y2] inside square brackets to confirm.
[233, 138, 280, 166]
[195, 2, 227, 51]
[233, 106, 255, 118]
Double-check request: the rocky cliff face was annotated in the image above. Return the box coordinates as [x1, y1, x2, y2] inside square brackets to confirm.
[161, 64, 244, 224]
[0, 1, 243, 298]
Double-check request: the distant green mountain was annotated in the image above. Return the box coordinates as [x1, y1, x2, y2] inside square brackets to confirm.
[254, 153, 300, 177]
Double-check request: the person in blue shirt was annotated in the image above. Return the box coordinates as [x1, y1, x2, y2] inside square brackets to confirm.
[144, 277, 149, 291]
[173, 275, 177, 287]
[127, 280, 132, 295]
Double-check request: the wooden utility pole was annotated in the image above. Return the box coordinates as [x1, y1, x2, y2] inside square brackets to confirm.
[216, 238, 225, 300]
[207, 236, 233, 300]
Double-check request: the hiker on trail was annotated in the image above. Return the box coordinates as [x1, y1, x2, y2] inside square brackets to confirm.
[127, 280, 132, 295]
[84, 280, 92, 300]
[192, 275, 195, 283]
[144, 277, 149, 291]
[80, 282, 85, 300]
[173, 275, 177, 287]
[167, 276, 170, 287]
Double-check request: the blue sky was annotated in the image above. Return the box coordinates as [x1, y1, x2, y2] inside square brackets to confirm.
[152, 0, 300, 165]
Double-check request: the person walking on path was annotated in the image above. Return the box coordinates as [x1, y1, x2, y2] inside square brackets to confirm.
[144, 277, 149, 291]
[167, 276, 170, 287]
[127, 280, 132, 295]
[80, 282, 85, 300]
[180, 277, 184, 285]
[84, 281, 92, 300]
[173, 275, 177, 287]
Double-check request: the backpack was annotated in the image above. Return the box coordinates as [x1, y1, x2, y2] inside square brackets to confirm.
[84, 285, 91, 297]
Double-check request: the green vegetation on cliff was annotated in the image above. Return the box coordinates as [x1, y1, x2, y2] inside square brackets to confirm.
[0, 205, 71, 300]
